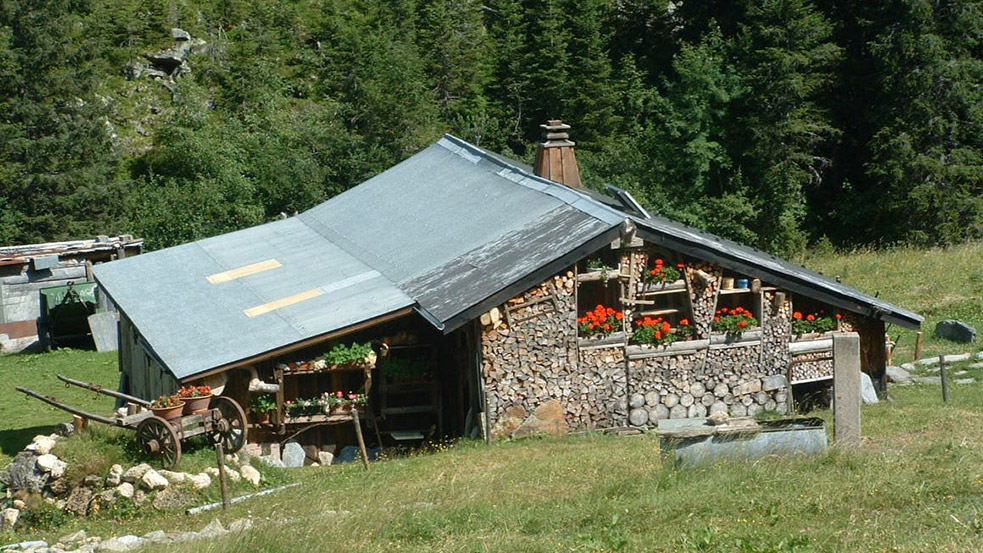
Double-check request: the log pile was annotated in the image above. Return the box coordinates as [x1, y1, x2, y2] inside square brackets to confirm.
[482, 273, 580, 436]
[760, 291, 792, 374]
[685, 263, 721, 338]
[628, 352, 789, 426]
[574, 347, 628, 428]
[790, 352, 834, 382]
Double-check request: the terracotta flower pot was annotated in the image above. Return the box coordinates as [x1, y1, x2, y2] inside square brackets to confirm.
[151, 403, 184, 420]
[182, 394, 212, 414]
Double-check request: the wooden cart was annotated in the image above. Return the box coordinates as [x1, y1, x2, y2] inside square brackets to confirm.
[16, 375, 247, 469]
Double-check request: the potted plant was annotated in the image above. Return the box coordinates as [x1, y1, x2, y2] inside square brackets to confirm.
[578, 304, 624, 338]
[645, 259, 684, 287]
[324, 342, 377, 371]
[792, 311, 841, 338]
[712, 306, 758, 336]
[177, 384, 213, 414]
[248, 394, 276, 425]
[150, 395, 184, 420]
[631, 316, 677, 347]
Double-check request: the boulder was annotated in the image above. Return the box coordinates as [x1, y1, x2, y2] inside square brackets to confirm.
[281, 440, 306, 468]
[58, 530, 87, 546]
[225, 468, 241, 483]
[886, 365, 912, 384]
[934, 320, 977, 343]
[198, 519, 228, 538]
[36, 454, 67, 478]
[492, 405, 526, 438]
[229, 518, 253, 533]
[122, 463, 151, 483]
[140, 469, 169, 491]
[106, 464, 124, 486]
[96, 489, 116, 504]
[96, 535, 144, 552]
[2, 507, 19, 529]
[84, 474, 104, 488]
[258, 456, 285, 468]
[171, 28, 191, 41]
[239, 465, 261, 486]
[188, 473, 212, 490]
[913, 375, 942, 385]
[116, 482, 135, 499]
[159, 470, 187, 484]
[49, 477, 70, 496]
[26, 435, 57, 455]
[512, 399, 568, 438]
[317, 451, 334, 466]
[65, 486, 94, 516]
[0, 451, 48, 493]
[861, 372, 879, 404]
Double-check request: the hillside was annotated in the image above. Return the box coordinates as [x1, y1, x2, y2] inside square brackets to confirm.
[2, 1, 983, 256]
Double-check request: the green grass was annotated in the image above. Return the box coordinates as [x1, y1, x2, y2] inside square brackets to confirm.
[0, 349, 119, 465]
[799, 241, 983, 362]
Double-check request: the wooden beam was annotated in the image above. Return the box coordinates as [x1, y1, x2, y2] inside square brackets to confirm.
[244, 288, 323, 318]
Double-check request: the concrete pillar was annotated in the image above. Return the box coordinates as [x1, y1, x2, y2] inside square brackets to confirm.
[833, 332, 861, 447]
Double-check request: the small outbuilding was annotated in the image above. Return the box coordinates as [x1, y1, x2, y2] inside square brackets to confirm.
[94, 124, 921, 453]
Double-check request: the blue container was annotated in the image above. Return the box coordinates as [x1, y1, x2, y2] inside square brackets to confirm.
[735, 278, 750, 289]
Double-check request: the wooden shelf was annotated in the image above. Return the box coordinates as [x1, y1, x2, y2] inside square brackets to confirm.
[280, 413, 357, 424]
[577, 270, 629, 282]
[639, 288, 688, 297]
[281, 366, 372, 376]
[718, 288, 754, 295]
[382, 405, 438, 416]
[637, 308, 680, 317]
[791, 375, 833, 385]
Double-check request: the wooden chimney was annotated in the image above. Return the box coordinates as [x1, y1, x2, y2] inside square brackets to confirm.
[533, 120, 582, 189]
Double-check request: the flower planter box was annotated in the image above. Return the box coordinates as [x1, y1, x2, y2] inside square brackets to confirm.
[638, 279, 686, 294]
[708, 329, 762, 346]
[577, 331, 627, 349]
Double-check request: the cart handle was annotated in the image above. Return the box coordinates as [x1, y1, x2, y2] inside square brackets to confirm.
[57, 374, 151, 407]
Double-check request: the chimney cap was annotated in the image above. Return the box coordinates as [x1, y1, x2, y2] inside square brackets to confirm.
[540, 119, 574, 146]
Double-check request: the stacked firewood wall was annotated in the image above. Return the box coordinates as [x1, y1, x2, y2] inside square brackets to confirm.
[790, 352, 834, 382]
[760, 291, 793, 374]
[686, 263, 722, 338]
[481, 273, 581, 435]
[575, 347, 628, 428]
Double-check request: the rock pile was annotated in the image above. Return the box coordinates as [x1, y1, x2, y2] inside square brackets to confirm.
[0, 435, 262, 532]
[1, 517, 253, 552]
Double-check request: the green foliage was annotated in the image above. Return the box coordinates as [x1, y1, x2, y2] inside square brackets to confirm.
[381, 356, 430, 381]
[248, 393, 277, 413]
[712, 306, 758, 334]
[323, 342, 374, 366]
[2, 0, 983, 254]
[790, 311, 838, 335]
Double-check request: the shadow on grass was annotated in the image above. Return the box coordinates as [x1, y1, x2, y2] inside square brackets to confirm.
[0, 425, 58, 458]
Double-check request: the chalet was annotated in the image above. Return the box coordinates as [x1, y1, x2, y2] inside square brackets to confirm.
[93, 123, 921, 452]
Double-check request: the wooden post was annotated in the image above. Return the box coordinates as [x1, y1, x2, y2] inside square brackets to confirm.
[885, 335, 894, 366]
[914, 331, 924, 361]
[351, 408, 370, 472]
[939, 355, 950, 403]
[72, 415, 88, 434]
[215, 443, 230, 511]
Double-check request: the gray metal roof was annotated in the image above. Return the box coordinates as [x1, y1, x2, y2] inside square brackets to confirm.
[94, 218, 414, 380]
[95, 133, 921, 380]
[630, 213, 923, 329]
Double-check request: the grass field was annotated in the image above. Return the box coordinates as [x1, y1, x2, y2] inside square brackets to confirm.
[1, 244, 982, 551]
[799, 241, 983, 362]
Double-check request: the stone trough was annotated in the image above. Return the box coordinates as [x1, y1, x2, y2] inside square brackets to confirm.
[657, 417, 828, 468]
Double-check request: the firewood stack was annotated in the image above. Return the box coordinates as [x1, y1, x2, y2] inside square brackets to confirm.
[686, 263, 722, 338]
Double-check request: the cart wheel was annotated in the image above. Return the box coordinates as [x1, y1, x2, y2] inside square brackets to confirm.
[136, 416, 181, 469]
[211, 396, 247, 453]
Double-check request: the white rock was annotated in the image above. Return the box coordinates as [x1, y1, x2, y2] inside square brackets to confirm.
[106, 464, 124, 486]
[116, 482, 135, 499]
[59, 529, 87, 544]
[198, 519, 228, 538]
[28, 435, 57, 455]
[227, 454, 240, 465]
[188, 473, 211, 490]
[2, 507, 20, 529]
[36, 454, 67, 478]
[12, 499, 25, 510]
[141, 469, 169, 491]
[225, 468, 241, 482]
[122, 463, 151, 483]
[159, 470, 187, 484]
[239, 465, 261, 486]
[96, 535, 144, 552]
[204, 467, 220, 477]
[229, 518, 253, 533]
[861, 372, 879, 404]
[317, 451, 334, 466]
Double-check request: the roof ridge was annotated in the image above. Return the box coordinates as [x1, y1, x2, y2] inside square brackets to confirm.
[438, 134, 626, 226]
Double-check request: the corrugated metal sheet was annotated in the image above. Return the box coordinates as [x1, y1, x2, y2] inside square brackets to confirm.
[93, 218, 414, 380]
